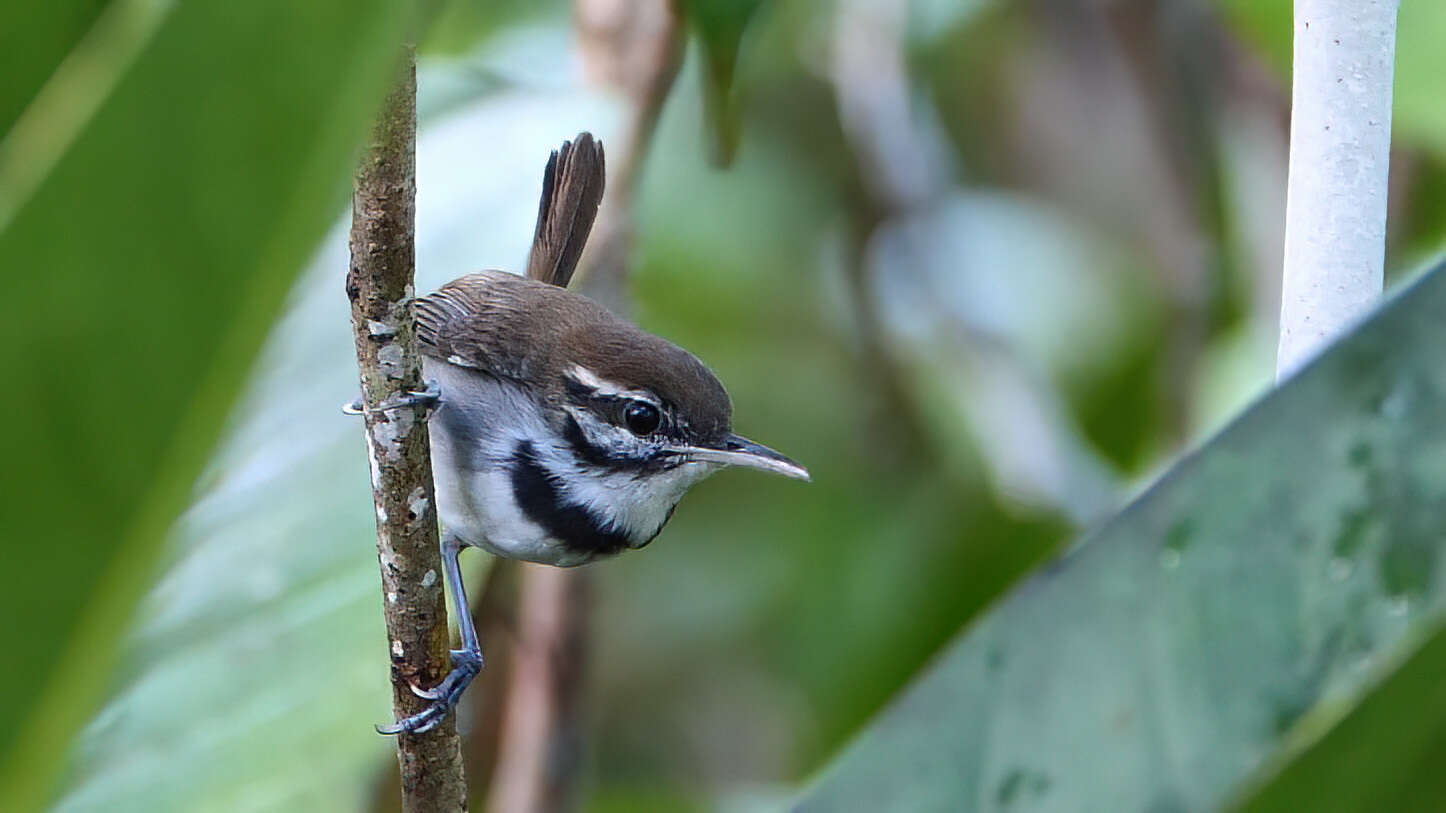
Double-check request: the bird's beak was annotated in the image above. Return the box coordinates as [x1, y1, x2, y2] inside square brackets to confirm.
[680, 433, 811, 481]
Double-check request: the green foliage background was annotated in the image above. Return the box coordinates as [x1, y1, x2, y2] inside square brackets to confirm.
[5, 0, 1446, 811]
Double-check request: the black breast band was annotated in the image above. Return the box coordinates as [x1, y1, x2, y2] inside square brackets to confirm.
[510, 440, 631, 557]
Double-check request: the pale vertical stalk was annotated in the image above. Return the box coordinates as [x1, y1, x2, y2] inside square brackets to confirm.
[347, 46, 469, 811]
[1277, 0, 1399, 380]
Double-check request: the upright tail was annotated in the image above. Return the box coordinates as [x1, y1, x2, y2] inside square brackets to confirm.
[525, 132, 606, 289]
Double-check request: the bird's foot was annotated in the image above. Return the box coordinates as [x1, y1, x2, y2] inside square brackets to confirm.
[342, 380, 441, 418]
[389, 380, 441, 414]
[375, 647, 483, 735]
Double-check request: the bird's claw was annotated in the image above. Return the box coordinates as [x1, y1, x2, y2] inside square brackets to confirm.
[391, 380, 442, 413]
[375, 705, 448, 735]
[376, 648, 483, 736]
[342, 380, 442, 417]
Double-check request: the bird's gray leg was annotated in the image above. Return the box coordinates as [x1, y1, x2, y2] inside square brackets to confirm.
[376, 532, 484, 735]
[342, 380, 441, 416]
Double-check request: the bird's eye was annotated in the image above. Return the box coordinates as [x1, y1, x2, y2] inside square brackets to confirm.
[623, 401, 661, 436]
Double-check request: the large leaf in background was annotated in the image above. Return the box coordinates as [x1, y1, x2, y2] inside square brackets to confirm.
[53, 40, 620, 811]
[0, 2, 412, 809]
[1237, 621, 1446, 811]
[0, 0, 108, 132]
[797, 259, 1446, 811]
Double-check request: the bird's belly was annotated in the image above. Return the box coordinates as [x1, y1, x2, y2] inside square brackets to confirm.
[421, 361, 596, 566]
[433, 459, 604, 568]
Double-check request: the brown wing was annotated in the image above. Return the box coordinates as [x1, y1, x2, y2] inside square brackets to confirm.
[415, 272, 539, 379]
[525, 133, 606, 289]
[415, 271, 613, 384]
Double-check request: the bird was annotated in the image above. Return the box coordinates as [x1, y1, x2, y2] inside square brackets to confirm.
[375, 133, 808, 734]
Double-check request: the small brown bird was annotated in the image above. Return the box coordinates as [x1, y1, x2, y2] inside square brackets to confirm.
[378, 134, 808, 734]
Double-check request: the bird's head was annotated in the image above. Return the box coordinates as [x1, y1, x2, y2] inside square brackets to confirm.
[543, 321, 808, 544]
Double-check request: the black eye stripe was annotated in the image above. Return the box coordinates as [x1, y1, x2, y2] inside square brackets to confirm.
[563, 376, 595, 403]
[562, 413, 674, 474]
[563, 413, 621, 468]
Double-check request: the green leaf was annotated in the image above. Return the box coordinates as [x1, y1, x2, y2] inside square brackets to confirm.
[0, 2, 414, 809]
[419, 0, 554, 56]
[1392, 6, 1446, 160]
[1216, 0, 1290, 76]
[0, 0, 109, 133]
[1236, 620, 1446, 812]
[52, 62, 617, 812]
[796, 259, 1446, 811]
[680, 0, 768, 166]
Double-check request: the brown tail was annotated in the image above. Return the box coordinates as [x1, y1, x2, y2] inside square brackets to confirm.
[525, 133, 606, 289]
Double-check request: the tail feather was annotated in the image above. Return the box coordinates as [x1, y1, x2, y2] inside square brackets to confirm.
[525, 133, 606, 289]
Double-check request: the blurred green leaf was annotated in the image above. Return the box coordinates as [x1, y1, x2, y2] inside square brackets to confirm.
[53, 60, 618, 812]
[0, 2, 413, 809]
[419, 0, 554, 56]
[680, 0, 768, 166]
[1392, 7, 1446, 160]
[797, 259, 1446, 811]
[1216, 0, 1290, 76]
[1237, 620, 1446, 812]
[52, 257, 398, 813]
[0, 0, 109, 132]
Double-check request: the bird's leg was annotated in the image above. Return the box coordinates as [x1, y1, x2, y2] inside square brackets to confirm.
[376, 532, 484, 735]
[342, 380, 441, 417]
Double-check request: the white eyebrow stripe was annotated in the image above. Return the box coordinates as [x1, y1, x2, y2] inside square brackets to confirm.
[567, 365, 660, 405]
[446, 354, 482, 369]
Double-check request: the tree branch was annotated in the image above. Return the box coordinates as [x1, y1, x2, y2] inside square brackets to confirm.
[1277, 0, 1399, 379]
[347, 45, 469, 812]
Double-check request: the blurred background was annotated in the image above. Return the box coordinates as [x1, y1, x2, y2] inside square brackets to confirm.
[6, 0, 1446, 811]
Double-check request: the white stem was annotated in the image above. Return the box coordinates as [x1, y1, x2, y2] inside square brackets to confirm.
[1277, 0, 1399, 380]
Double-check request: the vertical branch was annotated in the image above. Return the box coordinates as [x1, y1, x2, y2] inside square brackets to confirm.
[347, 45, 469, 812]
[1277, 0, 1399, 379]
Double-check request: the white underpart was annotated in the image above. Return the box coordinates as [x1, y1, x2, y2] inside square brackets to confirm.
[425, 359, 714, 567]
